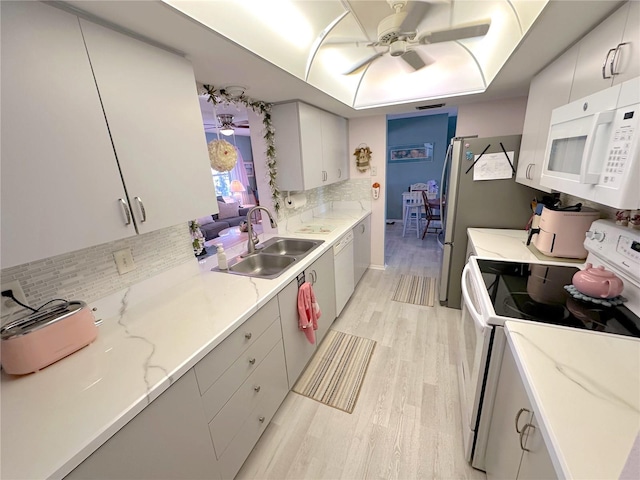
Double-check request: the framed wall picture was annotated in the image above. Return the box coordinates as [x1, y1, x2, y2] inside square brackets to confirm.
[244, 162, 254, 177]
[388, 142, 434, 163]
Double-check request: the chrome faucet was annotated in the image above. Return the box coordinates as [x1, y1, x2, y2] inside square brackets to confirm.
[245, 206, 278, 255]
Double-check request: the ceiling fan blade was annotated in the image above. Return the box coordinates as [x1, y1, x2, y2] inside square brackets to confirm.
[400, 49, 426, 71]
[398, 1, 430, 34]
[343, 51, 385, 75]
[418, 19, 491, 44]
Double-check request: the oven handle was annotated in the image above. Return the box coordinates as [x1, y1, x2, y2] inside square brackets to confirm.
[461, 263, 487, 327]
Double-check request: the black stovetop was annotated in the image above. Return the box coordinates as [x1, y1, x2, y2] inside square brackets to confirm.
[477, 259, 640, 338]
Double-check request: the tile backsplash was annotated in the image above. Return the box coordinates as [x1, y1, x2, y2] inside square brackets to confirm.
[1, 224, 194, 311]
[279, 178, 372, 219]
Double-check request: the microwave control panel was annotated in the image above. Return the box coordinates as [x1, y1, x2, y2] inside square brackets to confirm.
[602, 124, 634, 185]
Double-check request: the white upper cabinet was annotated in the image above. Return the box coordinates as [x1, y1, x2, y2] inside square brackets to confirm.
[1, 1, 133, 268]
[272, 101, 349, 192]
[570, 2, 638, 102]
[79, 19, 216, 234]
[516, 45, 578, 192]
[0, 2, 216, 269]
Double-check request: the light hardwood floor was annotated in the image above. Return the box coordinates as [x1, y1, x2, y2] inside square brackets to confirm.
[236, 223, 486, 480]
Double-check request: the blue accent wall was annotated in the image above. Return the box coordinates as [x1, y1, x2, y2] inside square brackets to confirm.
[386, 114, 452, 220]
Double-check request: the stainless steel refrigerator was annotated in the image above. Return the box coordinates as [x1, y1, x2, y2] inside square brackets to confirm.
[438, 134, 541, 309]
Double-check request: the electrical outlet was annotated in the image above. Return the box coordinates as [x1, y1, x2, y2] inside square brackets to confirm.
[1, 280, 28, 319]
[114, 248, 136, 275]
[371, 166, 377, 176]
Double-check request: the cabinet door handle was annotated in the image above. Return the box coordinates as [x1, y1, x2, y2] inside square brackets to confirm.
[258, 416, 265, 423]
[134, 197, 147, 223]
[249, 358, 256, 365]
[611, 42, 629, 76]
[254, 385, 261, 393]
[245, 332, 252, 340]
[525, 163, 533, 180]
[515, 407, 530, 433]
[119, 198, 132, 226]
[519, 423, 534, 452]
[338, 168, 342, 178]
[602, 48, 616, 79]
[361, 224, 365, 234]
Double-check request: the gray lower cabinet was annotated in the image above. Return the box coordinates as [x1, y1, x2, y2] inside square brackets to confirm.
[66, 369, 220, 480]
[279, 249, 336, 388]
[485, 342, 557, 480]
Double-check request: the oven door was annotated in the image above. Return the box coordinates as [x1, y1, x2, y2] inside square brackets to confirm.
[458, 261, 493, 462]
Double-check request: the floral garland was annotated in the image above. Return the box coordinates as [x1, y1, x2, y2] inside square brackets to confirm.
[208, 139, 237, 172]
[188, 220, 205, 256]
[202, 85, 280, 213]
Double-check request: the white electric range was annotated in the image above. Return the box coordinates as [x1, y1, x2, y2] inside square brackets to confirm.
[459, 220, 640, 470]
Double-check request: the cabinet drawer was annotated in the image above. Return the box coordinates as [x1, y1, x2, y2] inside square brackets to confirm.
[195, 297, 279, 395]
[209, 339, 288, 459]
[201, 317, 281, 421]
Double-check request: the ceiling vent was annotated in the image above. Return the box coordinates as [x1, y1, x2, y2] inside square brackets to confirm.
[415, 103, 445, 110]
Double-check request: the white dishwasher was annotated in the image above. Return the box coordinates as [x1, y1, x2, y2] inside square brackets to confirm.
[333, 231, 355, 316]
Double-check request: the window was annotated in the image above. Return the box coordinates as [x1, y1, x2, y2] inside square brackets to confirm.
[212, 168, 231, 196]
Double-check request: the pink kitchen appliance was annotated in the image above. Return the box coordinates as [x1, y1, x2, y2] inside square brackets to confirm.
[529, 205, 600, 258]
[1, 300, 98, 375]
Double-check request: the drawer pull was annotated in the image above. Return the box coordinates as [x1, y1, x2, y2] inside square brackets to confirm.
[515, 407, 530, 433]
[258, 416, 265, 423]
[254, 385, 261, 393]
[245, 332, 252, 340]
[249, 358, 256, 365]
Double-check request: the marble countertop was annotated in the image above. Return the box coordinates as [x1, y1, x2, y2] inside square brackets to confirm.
[0, 203, 371, 480]
[467, 228, 585, 265]
[505, 321, 640, 480]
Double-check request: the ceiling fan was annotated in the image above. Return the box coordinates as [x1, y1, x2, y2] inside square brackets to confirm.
[204, 114, 250, 136]
[341, 0, 491, 75]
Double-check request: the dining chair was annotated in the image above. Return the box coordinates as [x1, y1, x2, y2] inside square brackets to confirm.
[421, 190, 442, 239]
[403, 191, 424, 238]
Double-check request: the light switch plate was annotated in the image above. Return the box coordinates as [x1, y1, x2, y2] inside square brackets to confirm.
[114, 248, 136, 275]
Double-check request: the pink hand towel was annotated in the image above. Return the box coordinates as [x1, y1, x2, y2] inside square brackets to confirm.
[297, 282, 322, 345]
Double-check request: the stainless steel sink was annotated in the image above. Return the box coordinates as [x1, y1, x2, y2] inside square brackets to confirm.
[260, 238, 322, 257]
[212, 237, 324, 279]
[228, 253, 296, 279]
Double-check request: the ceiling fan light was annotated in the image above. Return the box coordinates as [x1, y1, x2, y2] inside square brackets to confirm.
[220, 127, 235, 136]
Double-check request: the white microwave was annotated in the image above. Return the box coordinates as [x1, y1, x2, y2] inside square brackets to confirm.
[540, 76, 639, 209]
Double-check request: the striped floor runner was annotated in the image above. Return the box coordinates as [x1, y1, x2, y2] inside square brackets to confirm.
[392, 274, 436, 306]
[293, 330, 376, 414]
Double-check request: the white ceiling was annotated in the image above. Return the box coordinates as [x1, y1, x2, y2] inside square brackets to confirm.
[61, 0, 623, 119]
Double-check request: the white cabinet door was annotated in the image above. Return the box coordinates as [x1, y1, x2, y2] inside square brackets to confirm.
[353, 216, 371, 286]
[321, 111, 349, 184]
[517, 413, 558, 480]
[79, 19, 216, 233]
[517, 44, 578, 192]
[278, 278, 316, 388]
[0, 1, 134, 269]
[307, 249, 336, 346]
[298, 103, 324, 190]
[66, 370, 219, 480]
[569, 2, 629, 102]
[613, 0, 640, 86]
[485, 343, 532, 480]
[272, 102, 348, 191]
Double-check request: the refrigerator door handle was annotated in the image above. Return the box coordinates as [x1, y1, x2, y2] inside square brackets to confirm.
[440, 143, 452, 216]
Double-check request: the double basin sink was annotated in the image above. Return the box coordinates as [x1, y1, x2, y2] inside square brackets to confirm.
[213, 237, 324, 279]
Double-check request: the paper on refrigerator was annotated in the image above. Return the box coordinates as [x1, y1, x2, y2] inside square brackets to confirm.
[473, 151, 515, 181]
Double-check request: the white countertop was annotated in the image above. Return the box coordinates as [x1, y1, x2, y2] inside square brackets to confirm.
[505, 321, 640, 480]
[467, 228, 585, 266]
[0, 203, 371, 480]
